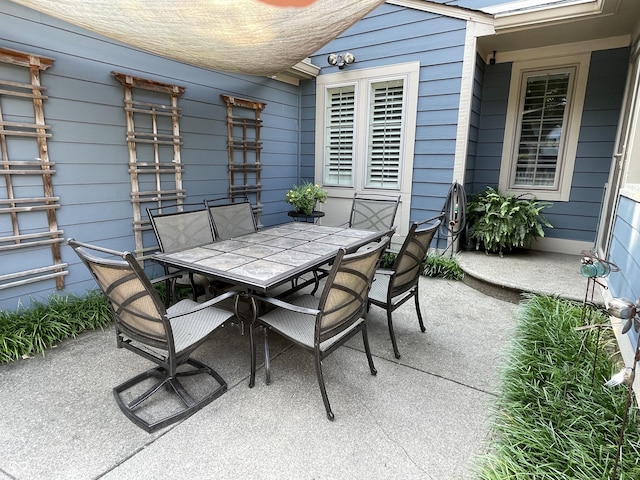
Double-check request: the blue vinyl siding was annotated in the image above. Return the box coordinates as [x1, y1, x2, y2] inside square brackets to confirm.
[473, 47, 629, 242]
[608, 195, 640, 347]
[0, 0, 301, 310]
[301, 3, 468, 223]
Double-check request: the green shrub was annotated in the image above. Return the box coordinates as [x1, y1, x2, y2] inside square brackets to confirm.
[476, 295, 640, 479]
[423, 254, 464, 280]
[467, 186, 552, 255]
[0, 291, 112, 363]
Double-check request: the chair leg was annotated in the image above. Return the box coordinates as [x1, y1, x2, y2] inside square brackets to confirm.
[264, 327, 271, 385]
[314, 351, 334, 421]
[249, 323, 257, 388]
[415, 290, 426, 332]
[387, 308, 401, 359]
[361, 324, 377, 376]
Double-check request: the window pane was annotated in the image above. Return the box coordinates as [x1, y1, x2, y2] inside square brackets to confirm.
[324, 85, 355, 186]
[514, 71, 570, 188]
[367, 79, 403, 188]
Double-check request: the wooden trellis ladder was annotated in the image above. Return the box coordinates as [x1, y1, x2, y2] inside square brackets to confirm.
[220, 94, 266, 228]
[0, 47, 67, 291]
[113, 72, 185, 260]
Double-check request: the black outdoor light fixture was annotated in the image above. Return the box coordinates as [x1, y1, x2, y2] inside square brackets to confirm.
[327, 52, 355, 69]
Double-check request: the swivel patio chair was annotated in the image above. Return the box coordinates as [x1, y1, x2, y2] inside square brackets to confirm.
[249, 237, 389, 420]
[68, 238, 236, 432]
[367, 215, 442, 359]
[147, 203, 215, 302]
[348, 192, 401, 231]
[204, 198, 257, 240]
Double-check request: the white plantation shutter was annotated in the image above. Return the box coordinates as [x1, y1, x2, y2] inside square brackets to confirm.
[513, 69, 573, 188]
[366, 79, 403, 188]
[324, 85, 356, 186]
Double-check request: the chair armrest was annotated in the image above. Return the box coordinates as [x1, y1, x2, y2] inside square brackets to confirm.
[150, 269, 188, 284]
[375, 269, 394, 277]
[252, 294, 320, 316]
[165, 290, 238, 319]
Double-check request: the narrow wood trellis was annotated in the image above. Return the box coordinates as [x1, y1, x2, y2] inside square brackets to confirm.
[113, 72, 185, 260]
[0, 47, 67, 291]
[220, 94, 265, 228]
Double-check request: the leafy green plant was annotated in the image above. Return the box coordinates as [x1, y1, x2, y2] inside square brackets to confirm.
[476, 295, 640, 479]
[285, 182, 328, 215]
[423, 254, 464, 280]
[379, 251, 463, 280]
[467, 186, 552, 255]
[0, 291, 111, 363]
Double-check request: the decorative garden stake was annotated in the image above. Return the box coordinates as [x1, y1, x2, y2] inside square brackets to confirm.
[578, 251, 619, 384]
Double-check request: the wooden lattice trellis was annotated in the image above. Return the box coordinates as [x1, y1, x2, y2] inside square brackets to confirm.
[221, 94, 265, 228]
[0, 47, 67, 291]
[113, 72, 185, 260]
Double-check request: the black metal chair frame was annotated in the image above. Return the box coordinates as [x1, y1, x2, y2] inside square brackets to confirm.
[68, 238, 236, 432]
[367, 215, 442, 359]
[249, 237, 389, 420]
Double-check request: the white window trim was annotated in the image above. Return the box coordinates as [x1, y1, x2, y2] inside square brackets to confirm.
[315, 62, 420, 239]
[315, 62, 419, 195]
[498, 53, 590, 202]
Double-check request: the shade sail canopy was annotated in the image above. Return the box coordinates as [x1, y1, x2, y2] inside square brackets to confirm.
[9, 0, 385, 76]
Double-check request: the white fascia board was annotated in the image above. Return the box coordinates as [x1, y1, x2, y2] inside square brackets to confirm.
[483, 0, 599, 16]
[386, 0, 494, 24]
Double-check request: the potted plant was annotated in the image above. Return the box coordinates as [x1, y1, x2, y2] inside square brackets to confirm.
[285, 182, 328, 215]
[467, 186, 552, 255]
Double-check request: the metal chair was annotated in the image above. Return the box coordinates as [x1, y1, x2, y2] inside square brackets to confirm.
[367, 215, 442, 359]
[204, 198, 257, 240]
[249, 237, 389, 421]
[348, 192, 401, 231]
[147, 203, 215, 302]
[68, 238, 236, 432]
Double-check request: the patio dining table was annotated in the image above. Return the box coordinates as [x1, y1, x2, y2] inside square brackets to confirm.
[151, 222, 389, 295]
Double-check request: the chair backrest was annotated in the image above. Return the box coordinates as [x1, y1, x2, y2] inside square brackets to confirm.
[147, 204, 214, 253]
[205, 199, 257, 240]
[316, 237, 389, 343]
[67, 239, 172, 351]
[390, 216, 442, 296]
[349, 193, 401, 231]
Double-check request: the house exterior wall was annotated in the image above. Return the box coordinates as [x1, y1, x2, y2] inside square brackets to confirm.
[0, 0, 302, 311]
[474, 47, 629, 243]
[608, 194, 640, 347]
[301, 2, 468, 223]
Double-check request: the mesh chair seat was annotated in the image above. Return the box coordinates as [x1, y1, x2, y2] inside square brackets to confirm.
[68, 238, 236, 432]
[250, 237, 389, 421]
[257, 294, 366, 351]
[166, 299, 232, 354]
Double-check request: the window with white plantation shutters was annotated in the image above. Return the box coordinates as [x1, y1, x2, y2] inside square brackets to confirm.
[367, 79, 403, 188]
[512, 69, 573, 189]
[324, 85, 355, 186]
[499, 54, 589, 202]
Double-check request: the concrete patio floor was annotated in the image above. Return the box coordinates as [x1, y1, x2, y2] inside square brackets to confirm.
[0, 250, 591, 479]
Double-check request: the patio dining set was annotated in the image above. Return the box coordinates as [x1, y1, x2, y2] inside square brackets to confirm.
[67, 193, 442, 432]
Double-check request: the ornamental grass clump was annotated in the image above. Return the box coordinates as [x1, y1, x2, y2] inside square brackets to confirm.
[0, 291, 111, 363]
[285, 182, 328, 215]
[476, 295, 640, 479]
